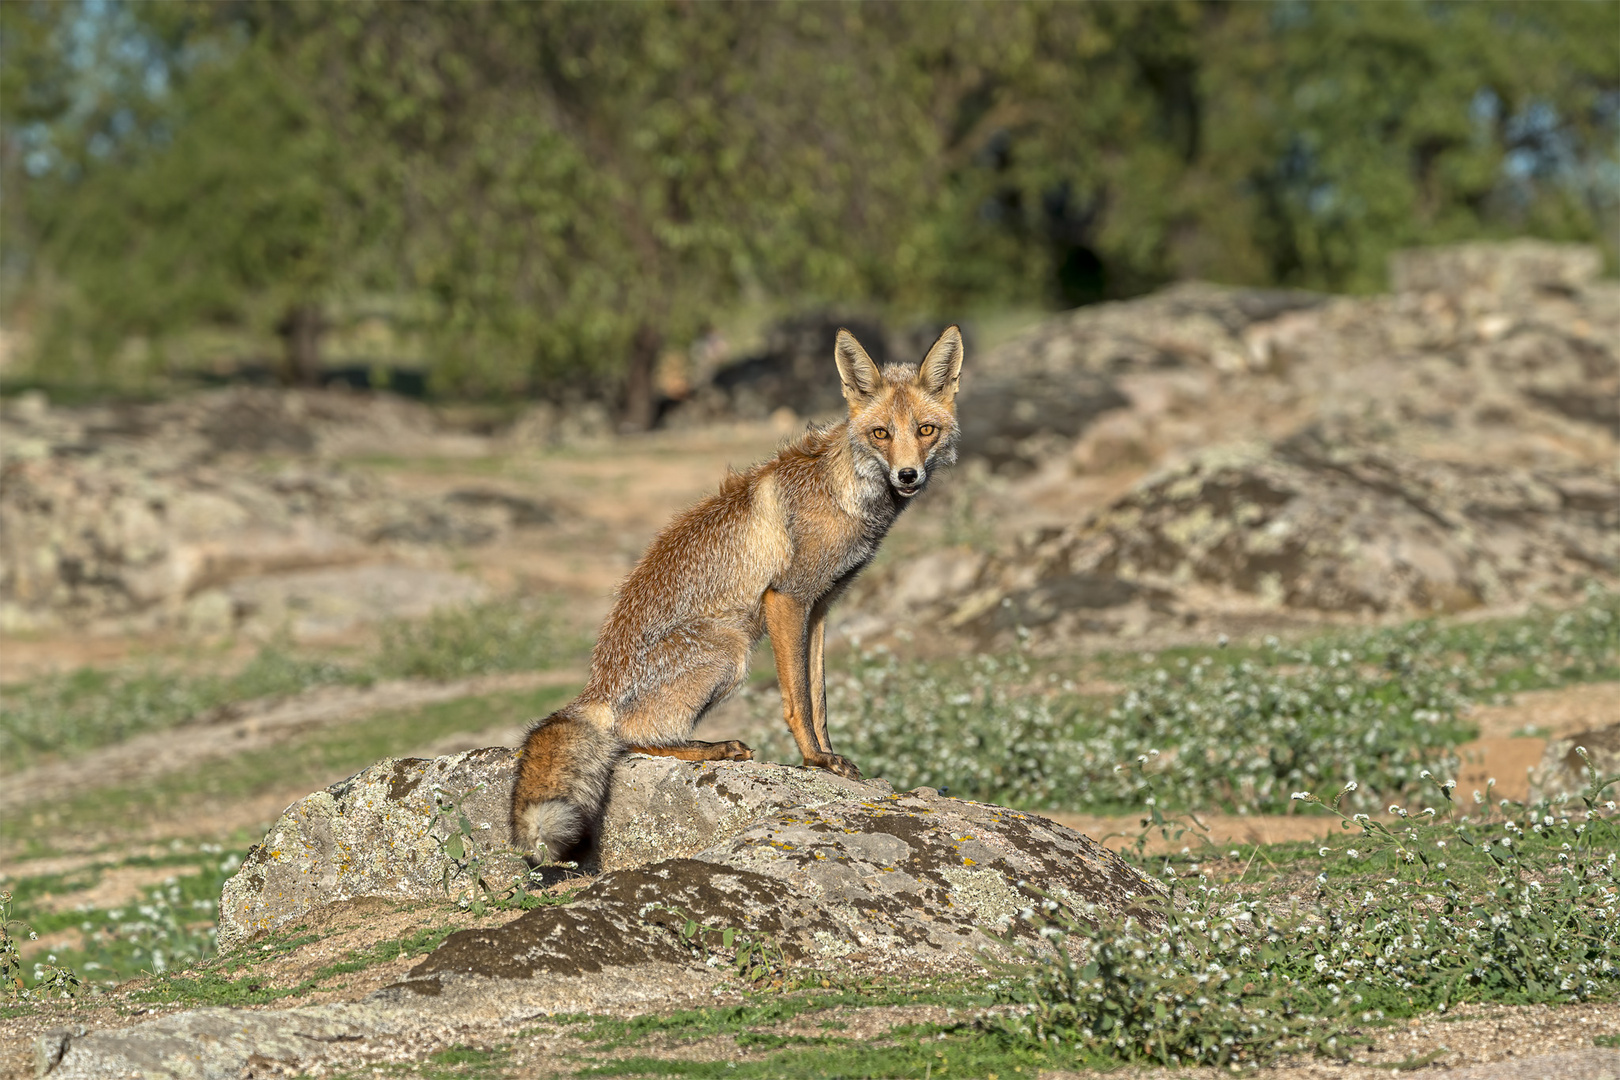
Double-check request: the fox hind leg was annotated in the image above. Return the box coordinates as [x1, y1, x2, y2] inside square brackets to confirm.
[626, 739, 754, 762]
[615, 620, 755, 761]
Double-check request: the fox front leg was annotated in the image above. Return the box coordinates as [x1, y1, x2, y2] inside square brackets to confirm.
[763, 588, 861, 780]
[807, 594, 833, 752]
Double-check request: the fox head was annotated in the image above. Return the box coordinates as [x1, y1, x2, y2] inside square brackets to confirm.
[835, 325, 964, 500]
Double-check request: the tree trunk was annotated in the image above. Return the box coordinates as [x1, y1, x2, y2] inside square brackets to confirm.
[276, 304, 325, 387]
[619, 322, 661, 432]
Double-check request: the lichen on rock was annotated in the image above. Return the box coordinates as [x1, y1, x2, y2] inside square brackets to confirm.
[221, 751, 1161, 981]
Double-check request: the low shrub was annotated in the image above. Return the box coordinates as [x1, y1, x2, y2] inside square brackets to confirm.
[991, 762, 1620, 1066]
[764, 590, 1618, 813]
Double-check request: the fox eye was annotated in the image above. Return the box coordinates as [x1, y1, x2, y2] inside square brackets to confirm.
[918, 424, 937, 437]
[872, 428, 890, 440]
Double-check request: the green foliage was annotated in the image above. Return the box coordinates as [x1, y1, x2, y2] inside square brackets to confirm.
[2, 846, 248, 992]
[0, 645, 362, 773]
[991, 766, 1620, 1067]
[644, 905, 793, 990]
[3, 683, 573, 850]
[133, 921, 460, 1005]
[4, 828, 473, 1001]
[766, 591, 1618, 813]
[574, 1035, 1041, 1080]
[2, 889, 81, 999]
[426, 780, 549, 911]
[5, 2, 1615, 394]
[557, 982, 989, 1051]
[375, 597, 578, 681]
[0, 599, 581, 772]
[422, 1045, 506, 1079]
[136, 968, 320, 1008]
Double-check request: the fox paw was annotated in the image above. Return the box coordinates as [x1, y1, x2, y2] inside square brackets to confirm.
[716, 740, 755, 762]
[805, 753, 862, 780]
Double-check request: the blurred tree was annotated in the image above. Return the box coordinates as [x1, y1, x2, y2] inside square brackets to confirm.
[3, 3, 361, 384]
[1190, 0, 1620, 290]
[3, 0, 1615, 398]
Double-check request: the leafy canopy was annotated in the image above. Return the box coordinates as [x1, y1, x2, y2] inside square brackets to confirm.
[3, 0, 1614, 394]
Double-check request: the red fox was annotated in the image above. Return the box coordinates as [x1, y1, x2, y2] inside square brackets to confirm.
[510, 325, 966, 863]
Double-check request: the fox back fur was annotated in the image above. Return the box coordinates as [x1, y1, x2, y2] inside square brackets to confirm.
[511, 325, 966, 863]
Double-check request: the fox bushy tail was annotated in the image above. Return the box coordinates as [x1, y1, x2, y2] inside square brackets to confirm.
[511, 704, 623, 863]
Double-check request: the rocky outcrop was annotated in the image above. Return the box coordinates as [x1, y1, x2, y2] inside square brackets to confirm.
[218, 747, 524, 952]
[1012, 430, 1616, 619]
[220, 751, 1159, 974]
[0, 388, 557, 633]
[64, 752, 1156, 1078]
[850, 241, 1619, 640]
[409, 781, 1155, 983]
[35, 965, 718, 1080]
[218, 749, 905, 952]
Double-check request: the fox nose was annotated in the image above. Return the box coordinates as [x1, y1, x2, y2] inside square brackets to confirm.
[897, 468, 918, 485]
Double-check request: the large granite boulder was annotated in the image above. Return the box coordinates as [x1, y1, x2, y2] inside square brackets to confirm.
[1388, 239, 1603, 301]
[407, 783, 1156, 985]
[1035, 429, 1617, 617]
[220, 751, 1160, 974]
[219, 750, 922, 951]
[218, 747, 523, 951]
[883, 427, 1616, 645]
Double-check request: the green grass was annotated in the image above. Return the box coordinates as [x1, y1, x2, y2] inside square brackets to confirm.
[2, 684, 572, 853]
[132, 923, 461, 1007]
[0, 597, 585, 773]
[575, 1031, 1042, 1079]
[3, 846, 248, 988]
[982, 757, 1620, 1068]
[0, 644, 364, 774]
[5, 592, 1617, 1073]
[4, 857, 471, 1002]
[423, 1045, 508, 1078]
[528, 759, 1620, 1077]
[375, 597, 584, 681]
[327, 1040, 517, 1079]
[540, 983, 1042, 1080]
[557, 983, 990, 1051]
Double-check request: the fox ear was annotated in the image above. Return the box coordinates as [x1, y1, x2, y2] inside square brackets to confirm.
[835, 329, 882, 404]
[916, 324, 964, 404]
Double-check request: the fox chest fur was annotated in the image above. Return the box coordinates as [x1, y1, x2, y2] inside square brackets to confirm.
[766, 432, 902, 602]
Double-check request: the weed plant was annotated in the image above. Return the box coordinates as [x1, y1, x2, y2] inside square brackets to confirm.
[769, 591, 1617, 813]
[990, 759, 1620, 1067]
[2, 844, 245, 994]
